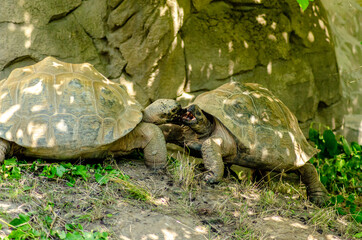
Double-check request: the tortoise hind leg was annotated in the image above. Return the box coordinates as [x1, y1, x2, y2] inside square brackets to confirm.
[0, 139, 10, 163]
[297, 162, 329, 206]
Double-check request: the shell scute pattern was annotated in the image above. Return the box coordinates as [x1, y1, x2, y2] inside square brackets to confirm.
[194, 82, 317, 167]
[0, 57, 143, 150]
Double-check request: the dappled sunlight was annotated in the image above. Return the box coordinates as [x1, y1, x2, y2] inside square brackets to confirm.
[256, 14, 267, 26]
[22, 79, 43, 95]
[16, 129, 23, 139]
[166, 0, 185, 36]
[161, 229, 178, 240]
[290, 222, 308, 229]
[51, 61, 63, 68]
[27, 121, 47, 147]
[307, 31, 315, 42]
[56, 119, 68, 132]
[0, 104, 20, 123]
[243, 40, 249, 48]
[263, 216, 283, 222]
[31, 104, 46, 112]
[268, 34, 277, 41]
[267, 61, 272, 75]
[282, 32, 288, 43]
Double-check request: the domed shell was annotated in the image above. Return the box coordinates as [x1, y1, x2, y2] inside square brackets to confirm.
[193, 82, 317, 170]
[0, 57, 142, 149]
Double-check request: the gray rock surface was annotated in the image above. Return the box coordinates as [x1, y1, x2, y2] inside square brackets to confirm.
[0, 0, 346, 134]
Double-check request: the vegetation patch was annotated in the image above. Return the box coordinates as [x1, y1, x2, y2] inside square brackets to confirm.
[0, 129, 361, 239]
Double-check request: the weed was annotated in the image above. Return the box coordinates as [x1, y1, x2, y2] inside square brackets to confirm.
[309, 126, 361, 223]
[167, 152, 198, 191]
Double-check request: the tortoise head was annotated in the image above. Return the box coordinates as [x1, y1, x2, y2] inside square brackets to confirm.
[182, 104, 213, 135]
[143, 99, 184, 124]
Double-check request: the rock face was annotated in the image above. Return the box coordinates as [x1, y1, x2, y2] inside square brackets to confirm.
[0, 0, 343, 133]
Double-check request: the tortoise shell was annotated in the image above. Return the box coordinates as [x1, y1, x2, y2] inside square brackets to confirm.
[0, 57, 142, 151]
[193, 82, 317, 169]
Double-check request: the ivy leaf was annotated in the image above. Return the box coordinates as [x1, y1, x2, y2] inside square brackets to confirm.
[309, 128, 319, 145]
[65, 232, 83, 240]
[95, 173, 109, 185]
[297, 0, 310, 11]
[341, 137, 352, 156]
[56, 165, 67, 178]
[9, 213, 30, 227]
[323, 130, 338, 156]
[74, 165, 90, 181]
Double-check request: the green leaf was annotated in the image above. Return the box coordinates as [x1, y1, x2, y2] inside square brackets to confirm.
[297, 0, 310, 11]
[4, 158, 17, 166]
[9, 214, 30, 227]
[65, 223, 76, 231]
[309, 128, 319, 144]
[56, 230, 67, 239]
[341, 137, 352, 156]
[10, 166, 22, 179]
[354, 232, 362, 238]
[83, 231, 95, 240]
[65, 232, 83, 240]
[56, 165, 67, 178]
[8, 229, 28, 239]
[351, 142, 362, 152]
[323, 130, 338, 156]
[336, 195, 345, 204]
[352, 211, 362, 224]
[336, 159, 345, 171]
[336, 207, 347, 215]
[74, 165, 90, 181]
[95, 173, 109, 185]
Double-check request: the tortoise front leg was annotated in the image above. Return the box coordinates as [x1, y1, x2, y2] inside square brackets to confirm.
[297, 162, 329, 206]
[111, 122, 167, 169]
[201, 137, 225, 183]
[0, 139, 10, 163]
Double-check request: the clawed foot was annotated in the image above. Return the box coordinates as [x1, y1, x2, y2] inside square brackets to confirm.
[203, 172, 220, 184]
[308, 191, 329, 207]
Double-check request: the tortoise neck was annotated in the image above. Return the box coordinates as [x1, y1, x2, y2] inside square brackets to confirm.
[189, 115, 214, 138]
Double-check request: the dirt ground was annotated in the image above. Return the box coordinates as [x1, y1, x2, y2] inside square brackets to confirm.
[0, 154, 350, 240]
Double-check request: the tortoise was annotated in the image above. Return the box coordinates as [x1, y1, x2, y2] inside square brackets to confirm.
[143, 82, 328, 205]
[0, 56, 166, 169]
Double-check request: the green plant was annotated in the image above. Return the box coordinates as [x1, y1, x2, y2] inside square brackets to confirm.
[0, 159, 154, 203]
[0, 213, 108, 240]
[167, 153, 197, 191]
[296, 0, 314, 11]
[309, 127, 361, 223]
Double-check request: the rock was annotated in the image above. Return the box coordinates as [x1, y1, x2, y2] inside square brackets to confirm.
[0, 23, 31, 70]
[107, 0, 173, 78]
[0, 0, 346, 134]
[337, 114, 362, 145]
[30, 15, 105, 73]
[148, 34, 186, 101]
[192, 0, 213, 11]
[0, 0, 82, 26]
[93, 39, 127, 79]
[0, 56, 36, 81]
[73, 0, 107, 38]
[236, 59, 318, 123]
[107, 0, 123, 9]
[183, 1, 259, 92]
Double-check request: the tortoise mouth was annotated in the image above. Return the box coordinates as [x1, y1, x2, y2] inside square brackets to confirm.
[182, 111, 197, 124]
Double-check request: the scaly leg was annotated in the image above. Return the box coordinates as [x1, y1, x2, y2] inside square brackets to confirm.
[298, 162, 329, 206]
[201, 137, 224, 183]
[0, 139, 10, 163]
[112, 123, 167, 169]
